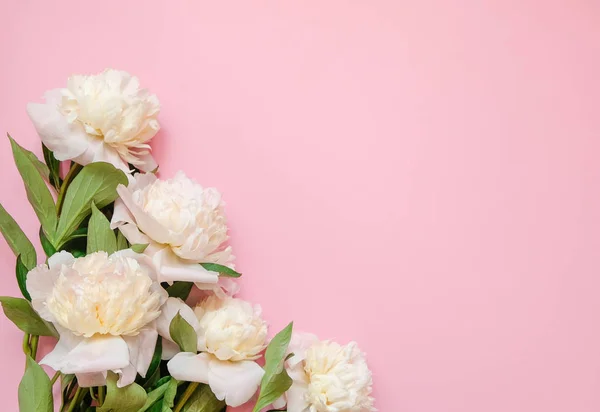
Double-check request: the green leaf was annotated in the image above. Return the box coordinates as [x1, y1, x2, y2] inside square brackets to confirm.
[199, 263, 241, 278]
[166, 282, 193, 300]
[18, 356, 53, 412]
[162, 378, 178, 411]
[55, 162, 127, 247]
[131, 243, 149, 253]
[15, 255, 31, 301]
[39, 227, 56, 257]
[116, 231, 129, 251]
[169, 312, 197, 353]
[87, 203, 117, 255]
[42, 144, 61, 190]
[97, 372, 147, 412]
[0, 203, 37, 269]
[0, 296, 57, 337]
[139, 382, 169, 412]
[9, 135, 57, 240]
[181, 384, 225, 412]
[253, 322, 294, 412]
[142, 338, 162, 388]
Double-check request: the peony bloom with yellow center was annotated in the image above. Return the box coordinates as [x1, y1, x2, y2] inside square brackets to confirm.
[157, 296, 267, 407]
[278, 333, 376, 412]
[27, 69, 160, 173]
[111, 171, 237, 296]
[27, 250, 167, 388]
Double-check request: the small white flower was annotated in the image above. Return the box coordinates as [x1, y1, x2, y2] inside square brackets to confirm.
[159, 296, 267, 407]
[282, 333, 376, 412]
[111, 171, 236, 295]
[27, 250, 168, 387]
[27, 69, 160, 172]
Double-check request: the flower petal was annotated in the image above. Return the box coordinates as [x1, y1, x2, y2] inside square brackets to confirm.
[154, 248, 219, 284]
[286, 380, 310, 412]
[161, 339, 181, 361]
[207, 358, 265, 407]
[167, 352, 210, 383]
[73, 137, 129, 173]
[135, 152, 158, 173]
[156, 297, 200, 344]
[76, 372, 107, 388]
[26, 265, 58, 322]
[39, 326, 83, 370]
[51, 335, 130, 375]
[47, 251, 75, 269]
[26, 91, 90, 161]
[116, 184, 172, 244]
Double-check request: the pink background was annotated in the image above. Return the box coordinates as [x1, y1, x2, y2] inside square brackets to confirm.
[1, 1, 599, 411]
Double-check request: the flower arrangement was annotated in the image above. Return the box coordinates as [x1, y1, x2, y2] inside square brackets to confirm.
[0, 69, 376, 412]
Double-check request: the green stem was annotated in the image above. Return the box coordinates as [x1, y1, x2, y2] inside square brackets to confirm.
[65, 387, 83, 412]
[173, 382, 200, 412]
[22, 333, 30, 356]
[56, 163, 82, 215]
[98, 385, 105, 406]
[50, 371, 60, 386]
[89, 387, 98, 402]
[30, 335, 39, 360]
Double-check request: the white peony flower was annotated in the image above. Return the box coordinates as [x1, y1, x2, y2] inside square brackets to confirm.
[27, 69, 160, 172]
[280, 333, 376, 412]
[111, 171, 237, 295]
[27, 250, 168, 388]
[160, 296, 267, 407]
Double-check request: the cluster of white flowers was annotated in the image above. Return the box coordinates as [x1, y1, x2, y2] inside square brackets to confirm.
[13, 69, 377, 411]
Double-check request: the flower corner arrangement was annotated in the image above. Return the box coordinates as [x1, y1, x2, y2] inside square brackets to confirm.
[0, 69, 376, 412]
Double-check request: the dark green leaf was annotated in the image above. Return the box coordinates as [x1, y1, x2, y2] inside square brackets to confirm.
[131, 243, 149, 253]
[0, 296, 57, 336]
[116, 231, 129, 251]
[19, 356, 53, 412]
[253, 322, 294, 412]
[42, 144, 61, 190]
[139, 382, 169, 412]
[87, 203, 117, 255]
[72, 249, 86, 258]
[39, 227, 56, 257]
[181, 384, 225, 412]
[169, 312, 197, 353]
[15, 255, 31, 301]
[0, 203, 37, 269]
[199, 263, 241, 278]
[55, 162, 127, 247]
[97, 372, 147, 412]
[142, 338, 162, 388]
[9, 135, 57, 240]
[166, 282, 193, 300]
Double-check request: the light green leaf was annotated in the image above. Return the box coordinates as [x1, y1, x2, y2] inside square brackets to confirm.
[253, 322, 294, 412]
[0, 296, 57, 337]
[131, 243, 149, 253]
[199, 263, 241, 278]
[9, 135, 57, 240]
[54, 162, 127, 247]
[39, 227, 56, 257]
[97, 372, 147, 412]
[42, 144, 61, 190]
[169, 312, 197, 353]
[139, 382, 169, 412]
[15, 255, 31, 301]
[181, 384, 225, 412]
[18, 356, 53, 412]
[166, 282, 193, 300]
[87, 203, 117, 255]
[0, 203, 37, 269]
[116, 231, 129, 251]
[162, 378, 178, 411]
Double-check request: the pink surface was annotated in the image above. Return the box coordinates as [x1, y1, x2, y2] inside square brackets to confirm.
[1, 1, 599, 411]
